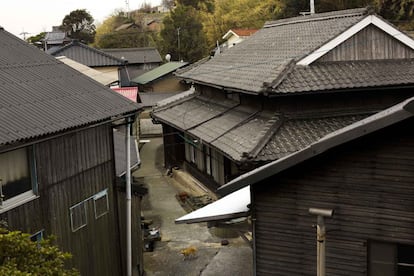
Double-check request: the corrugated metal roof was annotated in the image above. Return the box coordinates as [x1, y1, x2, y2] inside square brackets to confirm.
[103, 47, 162, 64]
[111, 87, 138, 102]
[48, 41, 125, 67]
[131, 62, 188, 84]
[56, 56, 118, 85]
[177, 8, 368, 93]
[0, 28, 141, 146]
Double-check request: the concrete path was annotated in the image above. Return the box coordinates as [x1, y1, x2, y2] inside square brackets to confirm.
[134, 138, 252, 276]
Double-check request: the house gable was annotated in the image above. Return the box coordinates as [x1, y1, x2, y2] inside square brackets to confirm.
[298, 15, 414, 65]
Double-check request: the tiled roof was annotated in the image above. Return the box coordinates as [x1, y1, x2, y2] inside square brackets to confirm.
[272, 59, 414, 94]
[0, 28, 141, 146]
[44, 31, 68, 44]
[103, 48, 162, 64]
[152, 94, 372, 162]
[48, 41, 125, 67]
[131, 61, 188, 84]
[153, 95, 239, 131]
[177, 8, 368, 93]
[255, 114, 369, 161]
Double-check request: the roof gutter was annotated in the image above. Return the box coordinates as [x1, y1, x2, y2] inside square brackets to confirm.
[0, 111, 139, 154]
[181, 79, 262, 96]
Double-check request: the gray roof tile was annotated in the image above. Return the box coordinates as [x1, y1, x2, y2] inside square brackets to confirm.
[177, 8, 368, 93]
[273, 59, 414, 93]
[153, 95, 239, 130]
[256, 114, 369, 161]
[48, 41, 125, 67]
[153, 94, 371, 163]
[0, 28, 141, 146]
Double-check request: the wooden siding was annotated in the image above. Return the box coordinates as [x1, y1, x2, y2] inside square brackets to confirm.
[141, 76, 189, 93]
[252, 118, 414, 276]
[0, 124, 124, 276]
[318, 25, 414, 62]
[163, 124, 185, 168]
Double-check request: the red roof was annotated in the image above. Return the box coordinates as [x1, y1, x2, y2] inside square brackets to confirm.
[111, 87, 138, 102]
[232, 29, 258, 37]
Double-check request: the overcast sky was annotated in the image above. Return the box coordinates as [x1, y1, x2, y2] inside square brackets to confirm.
[0, 0, 162, 38]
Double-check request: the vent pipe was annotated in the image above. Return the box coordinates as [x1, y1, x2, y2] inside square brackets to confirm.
[309, 208, 334, 276]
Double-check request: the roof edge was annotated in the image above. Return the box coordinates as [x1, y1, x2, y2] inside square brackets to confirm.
[264, 7, 368, 28]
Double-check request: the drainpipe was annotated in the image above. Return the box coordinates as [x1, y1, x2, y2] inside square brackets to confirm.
[309, 208, 334, 276]
[310, 0, 315, 14]
[125, 118, 132, 276]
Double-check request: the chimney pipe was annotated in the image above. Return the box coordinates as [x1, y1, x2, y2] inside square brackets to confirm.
[309, 208, 334, 276]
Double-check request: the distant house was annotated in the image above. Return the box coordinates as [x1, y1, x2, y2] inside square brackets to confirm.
[152, 8, 414, 194]
[115, 22, 142, 32]
[42, 26, 70, 51]
[131, 61, 189, 92]
[0, 27, 144, 276]
[146, 19, 162, 32]
[103, 47, 163, 85]
[222, 28, 258, 48]
[219, 97, 414, 275]
[48, 40, 127, 85]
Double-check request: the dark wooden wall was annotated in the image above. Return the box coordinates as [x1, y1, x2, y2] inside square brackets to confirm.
[318, 25, 414, 62]
[163, 124, 185, 169]
[252, 118, 414, 275]
[1, 124, 124, 276]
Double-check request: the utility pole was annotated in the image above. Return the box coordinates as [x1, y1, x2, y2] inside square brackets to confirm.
[126, 0, 130, 18]
[177, 27, 181, 61]
[20, 31, 30, 41]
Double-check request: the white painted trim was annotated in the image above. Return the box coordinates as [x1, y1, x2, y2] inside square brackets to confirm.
[371, 16, 414, 49]
[222, 30, 239, 40]
[297, 15, 414, 65]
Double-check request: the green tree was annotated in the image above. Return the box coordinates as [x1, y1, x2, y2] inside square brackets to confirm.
[0, 227, 78, 275]
[374, 0, 414, 29]
[60, 9, 96, 44]
[202, 0, 283, 47]
[27, 32, 46, 46]
[94, 11, 157, 48]
[160, 4, 208, 62]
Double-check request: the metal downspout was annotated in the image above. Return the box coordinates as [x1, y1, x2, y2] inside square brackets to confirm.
[126, 118, 132, 276]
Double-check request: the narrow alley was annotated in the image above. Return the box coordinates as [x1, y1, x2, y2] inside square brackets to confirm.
[134, 137, 252, 276]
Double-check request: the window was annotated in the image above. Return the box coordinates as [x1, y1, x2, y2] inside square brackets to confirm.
[94, 190, 109, 219]
[0, 147, 37, 212]
[69, 189, 109, 232]
[70, 201, 87, 232]
[30, 230, 44, 243]
[369, 241, 414, 276]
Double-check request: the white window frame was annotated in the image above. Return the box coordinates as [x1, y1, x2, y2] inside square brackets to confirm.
[93, 189, 109, 219]
[0, 146, 38, 214]
[70, 201, 87, 232]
